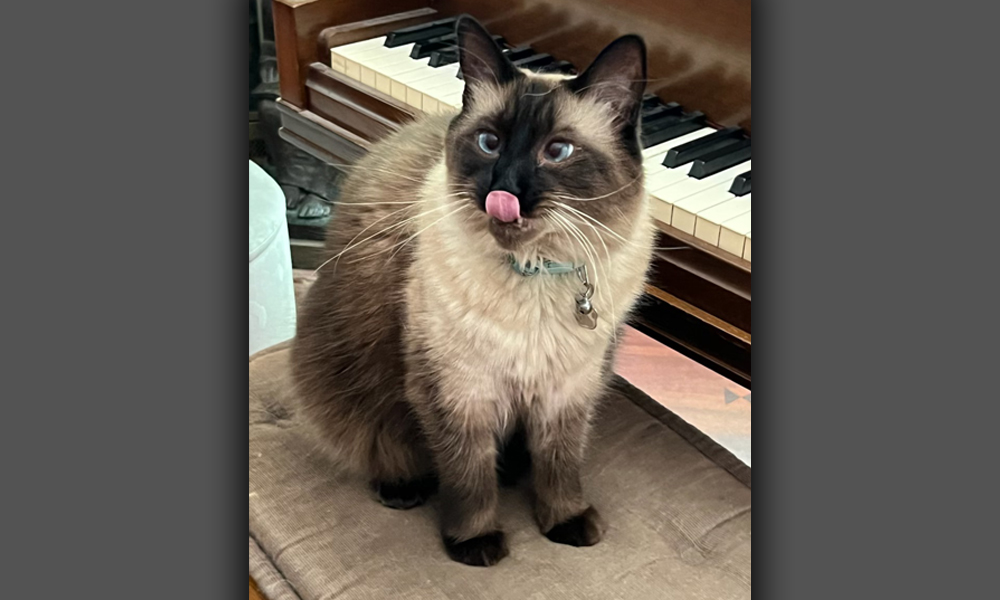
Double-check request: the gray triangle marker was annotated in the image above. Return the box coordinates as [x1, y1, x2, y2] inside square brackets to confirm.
[725, 389, 740, 404]
[744, 394, 751, 403]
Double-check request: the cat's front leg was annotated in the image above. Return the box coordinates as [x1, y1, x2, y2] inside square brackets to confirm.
[528, 398, 606, 548]
[410, 386, 508, 567]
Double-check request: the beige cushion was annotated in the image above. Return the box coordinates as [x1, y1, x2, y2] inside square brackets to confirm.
[249, 344, 751, 599]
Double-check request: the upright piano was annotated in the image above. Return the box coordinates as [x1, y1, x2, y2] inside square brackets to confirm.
[270, 0, 751, 389]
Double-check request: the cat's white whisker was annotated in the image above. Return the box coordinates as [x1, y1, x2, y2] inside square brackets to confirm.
[551, 174, 643, 203]
[317, 201, 467, 273]
[323, 163, 432, 186]
[346, 204, 471, 265]
[549, 212, 600, 287]
[550, 201, 630, 245]
[553, 206, 618, 344]
[315, 204, 414, 275]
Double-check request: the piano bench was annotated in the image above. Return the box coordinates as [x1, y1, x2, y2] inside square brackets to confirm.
[249, 345, 751, 599]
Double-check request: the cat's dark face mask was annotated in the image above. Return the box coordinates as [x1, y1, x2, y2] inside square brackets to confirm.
[445, 17, 648, 255]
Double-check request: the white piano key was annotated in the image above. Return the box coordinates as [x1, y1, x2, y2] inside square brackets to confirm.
[743, 233, 751, 262]
[439, 90, 464, 109]
[416, 66, 462, 92]
[651, 159, 750, 203]
[353, 48, 416, 88]
[694, 195, 751, 245]
[331, 51, 347, 73]
[408, 73, 463, 112]
[331, 39, 386, 71]
[649, 193, 673, 225]
[719, 211, 751, 258]
[371, 51, 430, 77]
[344, 41, 415, 66]
[344, 45, 418, 84]
[334, 37, 388, 58]
[421, 80, 464, 103]
[392, 59, 439, 107]
[669, 184, 735, 234]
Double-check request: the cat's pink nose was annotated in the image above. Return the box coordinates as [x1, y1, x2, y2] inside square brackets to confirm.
[485, 191, 521, 223]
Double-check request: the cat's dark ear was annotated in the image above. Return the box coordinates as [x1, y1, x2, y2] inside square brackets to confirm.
[456, 16, 517, 102]
[569, 35, 647, 127]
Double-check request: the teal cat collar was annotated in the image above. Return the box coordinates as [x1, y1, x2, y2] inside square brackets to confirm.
[507, 256, 580, 277]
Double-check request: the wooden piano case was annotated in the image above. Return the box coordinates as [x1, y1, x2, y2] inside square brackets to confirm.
[270, 0, 751, 388]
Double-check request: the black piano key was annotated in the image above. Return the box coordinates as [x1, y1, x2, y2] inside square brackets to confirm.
[642, 103, 683, 126]
[453, 46, 535, 76]
[410, 34, 457, 60]
[430, 48, 460, 67]
[688, 140, 751, 179]
[412, 35, 456, 58]
[642, 108, 695, 135]
[663, 128, 745, 168]
[538, 60, 576, 75]
[513, 54, 556, 70]
[641, 112, 707, 148]
[641, 94, 663, 112]
[415, 34, 504, 61]
[729, 171, 751, 196]
[504, 46, 536, 62]
[641, 105, 684, 147]
[385, 18, 458, 48]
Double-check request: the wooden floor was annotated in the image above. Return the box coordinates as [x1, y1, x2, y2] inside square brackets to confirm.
[616, 326, 752, 465]
[250, 578, 264, 600]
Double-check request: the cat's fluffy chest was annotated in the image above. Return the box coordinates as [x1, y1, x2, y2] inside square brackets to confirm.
[407, 246, 617, 411]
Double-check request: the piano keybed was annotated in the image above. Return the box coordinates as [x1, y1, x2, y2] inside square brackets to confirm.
[328, 17, 752, 265]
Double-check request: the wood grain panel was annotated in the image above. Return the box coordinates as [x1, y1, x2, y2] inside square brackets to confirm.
[273, 0, 429, 108]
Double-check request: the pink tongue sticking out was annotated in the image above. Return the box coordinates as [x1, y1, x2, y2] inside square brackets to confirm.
[485, 191, 521, 223]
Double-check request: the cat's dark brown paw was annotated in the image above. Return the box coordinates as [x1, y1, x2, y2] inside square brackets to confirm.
[544, 507, 605, 547]
[374, 476, 438, 510]
[444, 531, 509, 567]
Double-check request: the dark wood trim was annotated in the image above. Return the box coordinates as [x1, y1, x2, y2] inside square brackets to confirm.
[630, 296, 751, 390]
[277, 99, 368, 165]
[272, 0, 430, 109]
[647, 231, 751, 336]
[306, 63, 417, 142]
[317, 8, 438, 62]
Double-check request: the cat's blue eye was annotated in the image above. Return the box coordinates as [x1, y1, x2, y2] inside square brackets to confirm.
[544, 141, 575, 163]
[477, 132, 501, 155]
